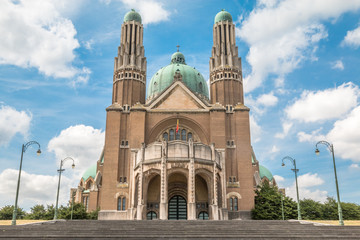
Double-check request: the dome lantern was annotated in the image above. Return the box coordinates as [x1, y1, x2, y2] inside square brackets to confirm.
[124, 9, 142, 24]
[214, 9, 232, 24]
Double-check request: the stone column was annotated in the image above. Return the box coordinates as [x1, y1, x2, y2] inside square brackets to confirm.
[211, 161, 219, 220]
[187, 139, 196, 220]
[128, 149, 138, 220]
[159, 140, 168, 220]
[136, 143, 145, 220]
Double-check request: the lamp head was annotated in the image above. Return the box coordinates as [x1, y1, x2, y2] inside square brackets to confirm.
[315, 148, 320, 156]
[281, 163, 285, 167]
[37, 149, 41, 156]
[72, 163, 75, 169]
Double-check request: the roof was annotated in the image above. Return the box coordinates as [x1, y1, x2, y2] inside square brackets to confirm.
[147, 52, 209, 100]
[82, 163, 97, 181]
[124, 9, 142, 24]
[259, 165, 274, 181]
[214, 9, 233, 24]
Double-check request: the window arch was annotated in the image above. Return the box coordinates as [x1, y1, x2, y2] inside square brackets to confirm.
[163, 132, 168, 141]
[147, 211, 157, 220]
[187, 132, 192, 140]
[181, 129, 186, 141]
[117, 196, 126, 211]
[229, 197, 238, 211]
[169, 129, 174, 141]
[175, 129, 180, 140]
[198, 211, 209, 220]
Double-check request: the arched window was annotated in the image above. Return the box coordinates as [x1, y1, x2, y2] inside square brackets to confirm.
[175, 129, 180, 140]
[198, 211, 209, 220]
[181, 129, 186, 141]
[229, 197, 238, 211]
[169, 129, 174, 141]
[147, 211, 157, 220]
[117, 197, 126, 211]
[199, 82, 203, 91]
[187, 132, 192, 140]
[163, 132, 168, 141]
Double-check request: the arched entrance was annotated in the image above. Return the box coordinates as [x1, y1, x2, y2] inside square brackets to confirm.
[168, 195, 187, 220]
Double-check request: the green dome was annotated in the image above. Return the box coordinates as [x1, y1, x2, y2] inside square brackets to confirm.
[147, 52, 209, 99]
[124, 9, 142, 24]
[259, 165, 274, 181]
[214, 9, 232, 24]
[82, 163, 97, 181]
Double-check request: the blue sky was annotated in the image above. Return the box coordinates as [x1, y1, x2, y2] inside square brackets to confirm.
[1, 0, 360, 211]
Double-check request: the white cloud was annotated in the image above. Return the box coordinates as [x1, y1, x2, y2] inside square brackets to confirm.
[257, 92, 278, 107]
[284, 173, 328, 202]
[342, 25, 360, 48]
[327, 105, 360, 162]
[286, 82, 358, 122]
[331, 60, 344, 70]
[297, 128, 325, 143]
[121, 0, 170, 25]
[48, 125, 105, 177]
[296, 105, 360, 163]
[273, 175, 285, 183]
[270, 145, 279, 153]
[0, 105, 32, 146]
[275, 121, 293, 139]
[0, 0, 90, 84]
[237, 0, 360, 92]
[250, 115, 262, 143]
[350, 163, 360, 169]
[0, 168, 71, 210]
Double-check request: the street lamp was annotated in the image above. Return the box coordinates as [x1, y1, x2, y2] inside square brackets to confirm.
[281, 156, 302, 220]
[12, 141, 41, 225]
[54, 157, 75, 220]
[315, 140, 344, 226]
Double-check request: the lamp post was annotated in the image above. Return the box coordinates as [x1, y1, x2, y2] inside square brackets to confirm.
[54, 157, 75, 220]
[315, 140, 344, 226]
[281, 156, 302, 220]
[280, 192, 285, 220]
[71, 190, 76, 220]
[12, 141, 41, 225]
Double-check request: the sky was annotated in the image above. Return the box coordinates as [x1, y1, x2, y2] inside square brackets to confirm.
[1, 0, 360, 211]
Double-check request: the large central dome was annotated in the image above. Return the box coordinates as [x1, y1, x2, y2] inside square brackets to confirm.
[147, 52, 209, 100]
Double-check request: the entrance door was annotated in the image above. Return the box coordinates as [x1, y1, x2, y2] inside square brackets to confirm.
[168, 195, 187, 220]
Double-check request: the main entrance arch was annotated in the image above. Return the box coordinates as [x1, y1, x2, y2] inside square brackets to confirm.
[168, 195, 187, 220]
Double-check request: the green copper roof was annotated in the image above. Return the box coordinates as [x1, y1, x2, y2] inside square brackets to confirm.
[147, 52, 209, 99]
[82, 163, 97, 180]
[214, 9, 233, 24]
[124, 9, 142, 24]
[259, 165, 274, 181]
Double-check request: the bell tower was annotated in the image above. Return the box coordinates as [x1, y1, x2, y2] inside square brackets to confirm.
[209, 10, 243, 106]
[113, 9, 147, 106]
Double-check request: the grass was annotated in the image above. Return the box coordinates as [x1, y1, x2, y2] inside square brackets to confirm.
[307, 220, 360, 226]
[0, 220, 49, 225]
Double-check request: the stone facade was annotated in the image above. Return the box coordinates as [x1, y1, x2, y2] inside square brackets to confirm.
[72, 9, 275, 220]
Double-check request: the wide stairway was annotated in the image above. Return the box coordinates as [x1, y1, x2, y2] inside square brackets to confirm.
[1, 220, 360, 239]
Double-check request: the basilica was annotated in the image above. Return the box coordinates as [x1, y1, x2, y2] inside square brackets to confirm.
[71, 9, 276, 220]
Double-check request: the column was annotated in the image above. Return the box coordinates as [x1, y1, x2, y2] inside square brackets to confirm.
[136, 143, 145, 220]
[159, 140, 168, 220]
[187, 139, 196, 220]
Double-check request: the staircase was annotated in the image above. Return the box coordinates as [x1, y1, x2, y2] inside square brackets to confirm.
[1, 220, 360, 239]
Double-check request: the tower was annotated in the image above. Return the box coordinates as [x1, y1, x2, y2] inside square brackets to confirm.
[113, 9, 147, 106]
[209, 10, 244, 106]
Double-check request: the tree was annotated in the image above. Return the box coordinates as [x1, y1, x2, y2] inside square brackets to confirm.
[88, 208, 100, 220]
[0, 205, 26, 220]
[300, 199, 323, 220]
[26, 204, 46, 220]
[58, 203, 87, 220]
[321, 197, 338, 220]
[251, 182, 297, 220]
[341, 202, 360, 220]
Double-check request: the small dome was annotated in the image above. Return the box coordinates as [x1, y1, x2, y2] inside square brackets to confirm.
[124, 9, 142, 24]
[259, 165, 274, 181]
[147, 52, 209, 100]
[214, 9, 232, 24]
[82, 163, 97, 181]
